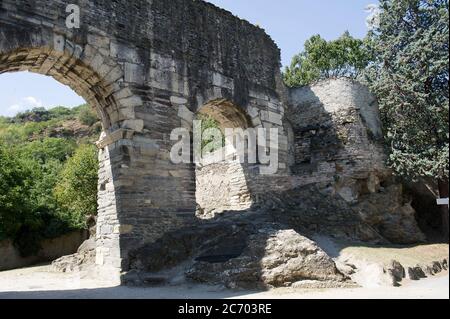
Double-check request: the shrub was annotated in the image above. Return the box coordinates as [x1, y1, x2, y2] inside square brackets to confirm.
[54, 145, 99, 228]
[77, 104, 99, 126]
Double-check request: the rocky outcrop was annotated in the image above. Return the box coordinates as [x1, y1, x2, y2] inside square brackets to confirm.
[257, 185, 386, 243]
[186, 229, 347, 289]
[356, 185, 426, 244]
[388, 258, 449, 286]
[125, 210, 351, 289]
[287, 79, 426, 245]
[337, 255, 449, 287]
[51, 238, 96, 273]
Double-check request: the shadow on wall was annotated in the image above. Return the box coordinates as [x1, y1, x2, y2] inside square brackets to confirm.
[404, 180, 446, 243]
[120, 79, 429, 289]
[0, 230, 88, 272]
[287, 79, 427, 245]
[119, 80, 432, 289]
[124, 206, 348, 289]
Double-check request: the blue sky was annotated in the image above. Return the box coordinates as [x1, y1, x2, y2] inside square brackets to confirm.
[0, 0, 376, 117]
[0, 72, 86, 117]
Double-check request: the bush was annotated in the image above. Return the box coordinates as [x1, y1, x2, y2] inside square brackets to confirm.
[198, 114, 224, 153]
[0, 146, 32, 241]
[0, 106, 100, 256]
[77, 104, 99, 126]
[19, 137, 76, 163]
[0, 140, 86, 256]
[54, 145, 99, 228]
[47, 106, 73, 119]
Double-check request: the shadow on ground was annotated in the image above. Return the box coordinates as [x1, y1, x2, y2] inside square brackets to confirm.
[0, 285, 260, 299]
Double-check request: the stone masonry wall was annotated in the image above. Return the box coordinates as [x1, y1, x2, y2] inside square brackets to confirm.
[0, 231, 88, 272]
[288, 78, 387, 193]
[287, 78, 425, 244]
[196, 159, 252, 218]
[0, 0, 289, 280]
[1, 0, 425, 282]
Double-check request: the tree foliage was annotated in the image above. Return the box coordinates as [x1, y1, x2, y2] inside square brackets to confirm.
[363, 0, 449, 181]
[54, 145, 99, 228]
[0, 146, 32, 242]
[0, 105, 100, 256]
[0, 142, 74, 256]
[198, 114, 224, 153]
[283, 32, 373, 87]
[77, 104, 99, 126]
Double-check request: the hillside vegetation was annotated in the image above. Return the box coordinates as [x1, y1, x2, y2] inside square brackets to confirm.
[0, 105, 100, 256]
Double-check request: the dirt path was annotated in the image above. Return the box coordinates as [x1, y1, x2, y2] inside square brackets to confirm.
[0, 265, 448, 299]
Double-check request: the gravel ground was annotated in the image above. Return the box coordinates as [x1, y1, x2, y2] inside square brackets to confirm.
[0, 265, 448, 299]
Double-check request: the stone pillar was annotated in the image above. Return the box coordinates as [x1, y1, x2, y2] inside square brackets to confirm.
[94, 135, 125, 283]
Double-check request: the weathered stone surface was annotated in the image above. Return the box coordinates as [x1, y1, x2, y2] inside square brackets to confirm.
[186, 229, 347, 289]
[51, 238, 96, 273]
[196, 159, 252, 218]
[386, 260, 406, 287]
[1, 1, 429, 285]
[257, 185, 386, 243]
[355, 185, 426, 244]
[127, 209, 352, 289]
[287, 78, 426, 245]
[407, 266, 427, 281]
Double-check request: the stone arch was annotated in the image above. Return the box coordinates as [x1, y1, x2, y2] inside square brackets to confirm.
[0, 35, 138, 131]
[197, 99, 252, 130]
[194, 99, 255, 218]
[0, 29, 142, 282]
[1, 0, 289, 282]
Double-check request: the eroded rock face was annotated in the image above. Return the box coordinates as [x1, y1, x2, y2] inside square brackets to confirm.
[259, 185, 386, 243]
[126, 210, 351, 288]
[356, 185, 426, 244]
[51, 238, 96, 273]
[287, 79, 426, 245]
[186, 229, 347, 289]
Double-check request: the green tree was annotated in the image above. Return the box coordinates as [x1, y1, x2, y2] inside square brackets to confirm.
[54, 145, 99, 228]
[0, 141, 78, 255]
[0, 106, 101, 255]
[198, 114, 224, 153]
[18, 137, 76, 163]
[364, 0, 449, 237]
[77, 104, 99, 126]
[283, 32, 372, 87]
[0, 146, 32, 241]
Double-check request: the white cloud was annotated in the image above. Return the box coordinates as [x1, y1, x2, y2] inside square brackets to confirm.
[23, 96, 43, 108]
[4, 96, 44, 117]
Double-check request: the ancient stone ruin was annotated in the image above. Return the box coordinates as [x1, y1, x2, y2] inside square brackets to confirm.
[0, 0, 426, 287]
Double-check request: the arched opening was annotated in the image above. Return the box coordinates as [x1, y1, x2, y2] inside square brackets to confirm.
[0, 48, 117, 130]
[194, 99, 254, 219]
[0, 70, 101, 271]
[0, 38, 132, 274]
[0, 41, 132, 277]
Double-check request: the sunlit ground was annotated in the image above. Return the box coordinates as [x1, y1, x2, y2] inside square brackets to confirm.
[0, 264, 447, 299]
